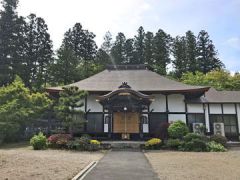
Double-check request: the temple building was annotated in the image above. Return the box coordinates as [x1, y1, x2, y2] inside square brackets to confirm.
[47, 65, 240, 140]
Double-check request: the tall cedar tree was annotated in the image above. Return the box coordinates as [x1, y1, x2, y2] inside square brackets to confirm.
[0, 0, 24, 86]
[197, 30, 224, 74]
[101, 31, 112, 55]
[134, 26, 145, 64]
[144, 31, 154, 65]
[172, 36, 187, 78]
[124, 38, 135, 64]
[152, 29, 172, 75]
[185, 31, 198, 73]
[50, 46, 79, 85]
[61, 23, 97, 78]
[55, 86, 87, 134]
[22, 14, 53, 89]
[111, 32, 126, 64]
[94, 48, 111, 71]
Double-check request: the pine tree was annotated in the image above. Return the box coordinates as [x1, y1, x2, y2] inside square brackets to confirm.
[185, 30, 198, 73]
[197, 30, 224, 74]
[144, 31, 154, 65]
[50, 46, 79, 85]
[101, 31, 112, 55]
[152, 29, 172, 75]
[22, 14, 53, 89]
[134, 26, 145, 64]
[124, 38, 135, 64]
[110, 32, 126, 65]
[172, 36, 187, 78]
[0, 0, 24, 86]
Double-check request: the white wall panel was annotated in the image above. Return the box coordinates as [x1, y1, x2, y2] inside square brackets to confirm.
[209, 104, 222, 114]
[223, 104, 236, 114]
[168, 94, 185, 112]
[149, 94, 166, 112]
[168, 114, 186, 123]
[204, 104, 210, 132]
[87, 95, 103, 112]
[187, 104, 204, 113]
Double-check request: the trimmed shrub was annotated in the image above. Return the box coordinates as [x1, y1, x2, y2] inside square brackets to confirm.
[166, 139, 183, 149]
[207, 141, 227, 152]
[180, 139, 207, 152]
[184, 133, 209, 142]
[30, 132, 47, 150]
[47, 134, 72, 148]
[210, 135, 227, 147]
[168, 121, 189, 139]
[145, 138, 162, 149]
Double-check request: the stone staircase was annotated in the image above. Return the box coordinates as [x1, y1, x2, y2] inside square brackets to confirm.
[102, 141, 145, 151]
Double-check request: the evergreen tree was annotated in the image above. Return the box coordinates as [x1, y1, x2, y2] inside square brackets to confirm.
[152, 29, 172, 75]
[22, 14, 53, 89]
[197, 30, 224, 74]
[101, 31, 112, 55]
[0, 0, 24, 86]
[134, 26, 145, 64]
[124, 38, 135, 64]
[144, 31, 154, 65]
[50, 46, 79, 85]
[185, 31, 198, 73]
[55, 86, 87, 134]
[110, 32, 126, 64]
[172, 36, 187, 78]
[95, 48, 111, 70]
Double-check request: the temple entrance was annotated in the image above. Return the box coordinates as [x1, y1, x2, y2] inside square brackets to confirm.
[113, 112, 139, 134]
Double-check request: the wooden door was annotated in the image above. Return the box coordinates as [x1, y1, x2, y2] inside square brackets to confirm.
[113, 112, 139, 133]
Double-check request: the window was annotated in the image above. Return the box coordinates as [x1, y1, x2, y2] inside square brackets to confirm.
[149, 113, 168, 134]
[187, 113, 205, 131]
[86, 113, 103, 133]
[210, 115, 238, 135]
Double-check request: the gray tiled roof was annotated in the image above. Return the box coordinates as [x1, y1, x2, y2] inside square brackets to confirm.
[47, 69, 208, 92]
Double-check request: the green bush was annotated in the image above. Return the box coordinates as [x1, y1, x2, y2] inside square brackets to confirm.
[30, 132, 47, 150]
[207, 141, 227, 152]
[168, 121, 189, 139]
[180, 139, 207, 152]
[210, 135, 227, 147]
[166, 139, 183, 149]
[184, 133, 209, 142]
[0, 122, 21, 144]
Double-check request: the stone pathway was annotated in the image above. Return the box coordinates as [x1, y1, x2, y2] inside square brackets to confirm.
[84, 150, 159, 180]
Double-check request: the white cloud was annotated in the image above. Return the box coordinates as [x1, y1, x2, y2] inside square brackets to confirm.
[225, 37, 240, 50]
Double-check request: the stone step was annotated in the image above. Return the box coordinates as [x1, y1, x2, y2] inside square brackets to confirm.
[102, 141, 145, 150]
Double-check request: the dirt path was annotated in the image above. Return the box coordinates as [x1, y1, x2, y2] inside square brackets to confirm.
[0, 144, 103, 180]
[145, 150, 240, 180]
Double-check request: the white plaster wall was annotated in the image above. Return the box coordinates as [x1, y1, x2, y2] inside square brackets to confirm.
[209, 104, 222, 114]
[87, 95, 103, 112]
[223, 104, 236, 114]
[187, 104, 204, 113]
[204, 104, 210, 132]
[168, 94, 185, 112]
[149, 94, 166, 112]
[168, 114, 186, 123]
[236, 104, 240, 135]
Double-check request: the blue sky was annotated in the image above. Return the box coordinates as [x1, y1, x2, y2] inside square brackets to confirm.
[6, 0, 240, 71]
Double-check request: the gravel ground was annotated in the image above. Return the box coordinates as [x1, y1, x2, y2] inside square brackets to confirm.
[0, 143, 104, 180]
[145, 150, 240, 180]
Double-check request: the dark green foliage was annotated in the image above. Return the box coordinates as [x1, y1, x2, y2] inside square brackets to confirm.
[124, 38, 135, 64]
[0, 122, 21, 144]
[111, 32, 126, 64]
[166, 139, 183, 149]
[210, 135, 227, 147]
[54, 86, 87, 134]
[183, 133, 209, 142]
[30, 132, 47, 150]
[134, 26, 145, 64]
[168, 121, 189, 139]
[181, 138, 207, 152]
[95, 48, 111, 70]
[197, 30, 224, 74]
[152, 29, 172, 75]
[101, 31, 112, 55]
[144, 31, 154, 65]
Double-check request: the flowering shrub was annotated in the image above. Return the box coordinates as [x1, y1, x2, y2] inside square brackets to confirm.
[145, 138, 162, 149]
[90, 140, 101, 145]
[48, 134, 72, 148]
